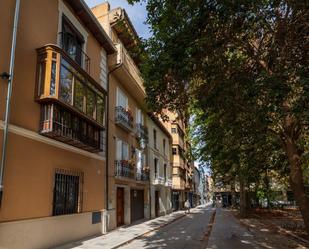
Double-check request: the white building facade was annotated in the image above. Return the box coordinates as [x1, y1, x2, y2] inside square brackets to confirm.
[147, 115, 173, 218]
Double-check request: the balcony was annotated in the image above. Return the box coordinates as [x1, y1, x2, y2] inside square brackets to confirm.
[40, 103, 103, 152]
[115, 160, 149, 182]
[58, 32, 90, 73]
[135, 123, 148, 142]
[108, 43, 145, 105]
[165, 179, 173, 187]
[115, 106, 134, 131]
[36, 45, 106, 152]
[136, 170, 150, 181]
[115, 160, 135, 179]
[153, 174, 165, 185]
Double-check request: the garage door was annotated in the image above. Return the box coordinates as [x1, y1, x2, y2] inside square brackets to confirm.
[130, 189, 144, 222]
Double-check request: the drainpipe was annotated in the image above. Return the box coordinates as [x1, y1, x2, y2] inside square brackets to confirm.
[0, 0, 20, 205]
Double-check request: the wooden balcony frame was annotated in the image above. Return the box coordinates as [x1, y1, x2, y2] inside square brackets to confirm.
[35, 44, 107, 153]
[35, 44, 106, 128]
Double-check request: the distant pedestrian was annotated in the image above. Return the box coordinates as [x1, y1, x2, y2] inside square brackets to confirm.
[185, 199, 190, 213]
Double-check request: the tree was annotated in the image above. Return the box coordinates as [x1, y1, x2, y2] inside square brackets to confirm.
[129, 0, 309, 232]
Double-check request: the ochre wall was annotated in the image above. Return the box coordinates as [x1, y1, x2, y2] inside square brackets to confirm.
[0, 131, 105, 222]
[0, 0, 107, 222]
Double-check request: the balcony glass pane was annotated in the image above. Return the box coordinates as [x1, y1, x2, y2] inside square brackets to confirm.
[60, 65, 73, 104]
[74, 79, 85, 112]
[50, 61, 56, 96]
[96, 96, 104, 124]
[38, 62, 46, 96]
[86, 89, 95, 118]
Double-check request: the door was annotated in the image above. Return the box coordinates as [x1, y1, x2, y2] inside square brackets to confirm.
[155, 191, 160, 217]
[130, 189, 144, 222]
[172, 191, 179, 211]
[117, 187, 124, 226]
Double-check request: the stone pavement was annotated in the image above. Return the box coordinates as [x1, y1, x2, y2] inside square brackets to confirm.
[207, 208, 309, 249]
[54, 209, 188, 249]
[118, 205, 213, 249]
[206, 208, 258, 249]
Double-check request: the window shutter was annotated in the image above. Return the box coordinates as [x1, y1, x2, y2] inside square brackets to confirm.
[116, 139, 122, 160]
[122, 142, 129, 160]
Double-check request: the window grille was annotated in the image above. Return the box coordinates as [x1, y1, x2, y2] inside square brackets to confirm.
[52, 168, 83, 216]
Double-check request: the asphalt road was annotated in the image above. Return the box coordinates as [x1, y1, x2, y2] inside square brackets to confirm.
[119, 205, 213, 249]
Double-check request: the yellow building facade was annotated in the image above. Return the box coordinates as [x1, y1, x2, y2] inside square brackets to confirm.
[0, 0, 115, 248]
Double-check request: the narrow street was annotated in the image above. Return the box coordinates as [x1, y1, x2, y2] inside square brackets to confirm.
[119, 206, 212, 249]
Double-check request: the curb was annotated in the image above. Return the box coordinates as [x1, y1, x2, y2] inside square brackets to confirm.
[111, 212, 187, 249]
[203, 209, 216, 244]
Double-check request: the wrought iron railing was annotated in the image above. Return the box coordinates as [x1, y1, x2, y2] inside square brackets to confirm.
[154, 173, 165, 185]
[115, 160, 135, 179]
[136, 170, 150, 181]
[40, 103, 103, 152]
[58, 32, 90, 73]
[115, 106, 134, 131]
[165, 179, 173, 187]
[135, 123, 148, 141]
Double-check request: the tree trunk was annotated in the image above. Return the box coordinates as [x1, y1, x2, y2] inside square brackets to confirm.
[239, 178, 248, 217]
[283, 136, 309, 235]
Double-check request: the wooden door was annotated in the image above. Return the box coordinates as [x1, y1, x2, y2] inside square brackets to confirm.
[117, 187, 124, 226]
[155, 191, 160, 217]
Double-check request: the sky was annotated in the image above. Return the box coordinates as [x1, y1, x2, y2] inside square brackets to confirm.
[85, 0, 151, 39]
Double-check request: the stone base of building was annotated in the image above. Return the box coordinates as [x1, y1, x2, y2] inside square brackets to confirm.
[0, 211, 106, 249]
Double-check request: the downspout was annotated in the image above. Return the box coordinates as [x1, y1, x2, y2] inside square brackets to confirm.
[0, 0, 20, 205]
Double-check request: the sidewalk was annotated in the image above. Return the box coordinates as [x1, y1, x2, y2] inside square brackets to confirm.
[206, 208, 257, 249]
[206, 208, 308, 249]
[54, 209, 188, 249]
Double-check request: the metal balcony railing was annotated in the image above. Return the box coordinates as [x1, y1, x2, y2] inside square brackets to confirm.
[40, 103, 103, 152]
[136, 170, 150, 181]
[135, 123, 148, 141]
[58, 32, 90, 73]
[115, 160, 135, 179]
[165, 179, 173, 187]
[115, 106, 134, 131]
[154, 174, 165, 185]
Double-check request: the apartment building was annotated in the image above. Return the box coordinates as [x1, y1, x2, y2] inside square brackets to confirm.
[161, 111, 187, 210]
[0, 0, 115, 248]
[92, 3, 150, 230]
[147, 114, 173, 218]
[193, 166, 201, 207]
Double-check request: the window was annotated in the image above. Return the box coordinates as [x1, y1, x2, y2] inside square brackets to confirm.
[116, 88, 128, 108]
[62, 15, 84, 66]
[153, 129, 157, 149]
[59, 59, 105, 125]
[96, 96, 105, 124]
[53, 169, 83, 216]
[171, 128, 177, 134]
[172, 147, 177, 155]
[136, 108, 143, 124]
[154, 158, 158, 177]
[116, 139, 129, 160]
[59, 64, 73, 104]
[163, 139, 166, 155]
[86, 89, 96, 118]
[164, 164, 167, 180]
[74, 78, 85, 112]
